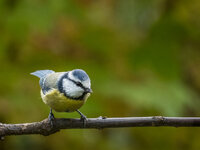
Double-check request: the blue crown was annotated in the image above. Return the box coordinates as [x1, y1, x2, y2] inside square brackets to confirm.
[72, 69, 89, 81]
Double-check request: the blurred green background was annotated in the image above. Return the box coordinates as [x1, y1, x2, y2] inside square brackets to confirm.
[1, 0, 200, 149]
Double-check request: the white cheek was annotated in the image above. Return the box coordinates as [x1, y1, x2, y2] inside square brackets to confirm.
[62, 79, 83, 98]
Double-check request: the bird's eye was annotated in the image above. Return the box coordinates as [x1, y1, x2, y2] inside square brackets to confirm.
[76, 82, 82, 87]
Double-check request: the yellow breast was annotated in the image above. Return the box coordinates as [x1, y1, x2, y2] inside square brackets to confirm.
[41, 89, 89, 112]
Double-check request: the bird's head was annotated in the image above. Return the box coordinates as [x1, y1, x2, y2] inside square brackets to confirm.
[62, 69, 92, 100]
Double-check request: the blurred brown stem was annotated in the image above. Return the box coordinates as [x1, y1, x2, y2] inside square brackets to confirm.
[1, 116, 200, 138]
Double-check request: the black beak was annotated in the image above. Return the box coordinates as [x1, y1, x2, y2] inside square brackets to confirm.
[85, 88, 93, 93]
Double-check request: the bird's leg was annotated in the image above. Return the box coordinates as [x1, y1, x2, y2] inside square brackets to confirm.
[76, 110, 87, 127]
[48, 108, 55, 127]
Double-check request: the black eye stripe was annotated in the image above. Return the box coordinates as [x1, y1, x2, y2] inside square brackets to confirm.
[76, 82, 82, 86]
[66, 74, 86, 90]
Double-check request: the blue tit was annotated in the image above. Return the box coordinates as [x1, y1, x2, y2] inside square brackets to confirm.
[31, 69, 92, 123]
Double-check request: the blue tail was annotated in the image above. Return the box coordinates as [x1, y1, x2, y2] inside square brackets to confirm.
[30, 70, 55, 79]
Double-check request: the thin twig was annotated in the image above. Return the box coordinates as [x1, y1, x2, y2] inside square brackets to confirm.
[1, 116, 200, 138]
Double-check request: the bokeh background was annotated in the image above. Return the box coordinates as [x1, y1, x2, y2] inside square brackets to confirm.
[0, 0, 200, 149]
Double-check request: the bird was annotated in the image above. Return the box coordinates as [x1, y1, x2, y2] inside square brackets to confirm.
[30, 69, 92, 125]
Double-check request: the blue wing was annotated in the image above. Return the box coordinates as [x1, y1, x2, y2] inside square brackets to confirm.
[31, 70, 55, 90]
[30, 70, 55, 78]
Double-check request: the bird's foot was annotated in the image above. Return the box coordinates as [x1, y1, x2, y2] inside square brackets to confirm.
[48, 109, 55, 127]
[76, 110, 87, 127]
[80, 115, 87, 128]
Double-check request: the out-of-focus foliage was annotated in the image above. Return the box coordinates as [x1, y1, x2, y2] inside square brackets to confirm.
[0, 0, 200, 149]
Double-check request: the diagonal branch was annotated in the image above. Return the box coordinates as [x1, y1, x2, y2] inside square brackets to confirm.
[1, 116, 200, 138]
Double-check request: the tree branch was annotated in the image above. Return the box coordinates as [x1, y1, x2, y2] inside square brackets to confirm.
[1, 116, 200, 138]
